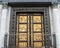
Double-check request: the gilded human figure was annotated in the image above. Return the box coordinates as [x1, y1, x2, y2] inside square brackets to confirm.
[34, 24, 41, 31]
[33, 16, 41, 23]
[19, 24, 27, 31]
[20, 16, 27, 23]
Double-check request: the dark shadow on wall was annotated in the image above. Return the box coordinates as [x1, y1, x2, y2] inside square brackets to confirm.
[53, 34, 57, 48]
[4, 34, 7, 48]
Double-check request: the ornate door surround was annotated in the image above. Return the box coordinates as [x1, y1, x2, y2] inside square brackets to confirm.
[9, 7, 51, 48]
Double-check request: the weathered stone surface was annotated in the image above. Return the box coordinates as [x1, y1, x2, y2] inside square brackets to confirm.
[52, 4, 60, 48]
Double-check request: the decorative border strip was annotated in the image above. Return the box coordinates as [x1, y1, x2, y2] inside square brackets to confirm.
[9, 7, 51, 48]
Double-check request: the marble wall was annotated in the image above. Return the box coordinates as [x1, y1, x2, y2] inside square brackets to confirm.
[0, 5, 11, 48]
[55, 4, 60, 48]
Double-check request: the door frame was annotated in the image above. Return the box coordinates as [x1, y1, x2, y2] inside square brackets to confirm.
[9, 7, 51, 48]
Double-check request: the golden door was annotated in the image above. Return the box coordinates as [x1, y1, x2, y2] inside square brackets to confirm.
[16, 13, 44, 48]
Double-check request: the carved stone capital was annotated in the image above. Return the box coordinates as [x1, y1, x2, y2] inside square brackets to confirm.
[2, 2, 8, 9]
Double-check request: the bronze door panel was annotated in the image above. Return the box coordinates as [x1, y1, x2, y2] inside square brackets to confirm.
[16, 13, 44, 48]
